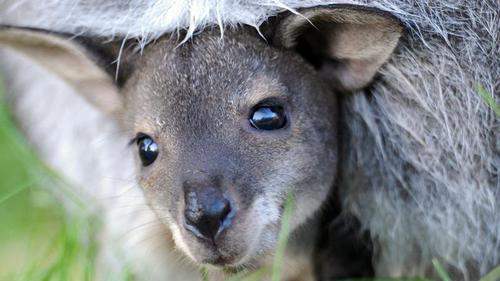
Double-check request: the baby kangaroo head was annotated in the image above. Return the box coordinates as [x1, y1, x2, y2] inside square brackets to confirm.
[0, 4, 401, 268]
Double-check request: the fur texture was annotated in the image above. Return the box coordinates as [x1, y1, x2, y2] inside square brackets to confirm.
[1, 0, 498, 280]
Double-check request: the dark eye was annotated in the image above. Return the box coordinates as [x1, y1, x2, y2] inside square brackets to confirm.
[137, 136, 159, 166]
[249, 105, 287, 130]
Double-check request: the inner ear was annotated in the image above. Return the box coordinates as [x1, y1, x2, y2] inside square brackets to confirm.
[0, 27, 143, 115]
[269, 5, 403, 92]
[77, 37, 142, 87]
[294, 27, 329, 69]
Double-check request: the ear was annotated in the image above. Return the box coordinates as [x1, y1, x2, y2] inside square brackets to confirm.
[0, 27, 138, 115]
[269, 4, 403, 92]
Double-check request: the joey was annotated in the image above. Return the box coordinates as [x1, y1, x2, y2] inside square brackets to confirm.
[0, 5, 401, 280]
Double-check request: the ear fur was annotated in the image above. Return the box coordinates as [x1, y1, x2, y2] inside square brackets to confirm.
[0, 27, 136, 115]
[270, 4, 403, 92]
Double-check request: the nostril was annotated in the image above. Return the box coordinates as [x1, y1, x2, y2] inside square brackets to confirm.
[208, 198, 231, 222]
[215, 198, 232, 230]
[184, 189, 235, 241]
[221, 199, 231, 222]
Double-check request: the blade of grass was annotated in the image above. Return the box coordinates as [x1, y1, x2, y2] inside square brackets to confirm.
[479, 265, 500, 281]
[271, 192, 294, 281]
[0, 180, 33, 204]
[477, 84, 500, 117]
[200, 266, 210, 281]
[240, 267, 271, 281]
[432, 258, 452, 281]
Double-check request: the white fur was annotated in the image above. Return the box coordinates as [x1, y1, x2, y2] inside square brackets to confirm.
[1, 0, 329, 44]
[1, 0, 498, 280]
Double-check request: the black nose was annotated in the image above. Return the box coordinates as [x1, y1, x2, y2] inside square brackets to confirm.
[184, 186, 234, 241]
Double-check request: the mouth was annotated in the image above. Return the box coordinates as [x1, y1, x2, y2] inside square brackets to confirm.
[203, 254, 239, 267]
[184, 233, 245, 267]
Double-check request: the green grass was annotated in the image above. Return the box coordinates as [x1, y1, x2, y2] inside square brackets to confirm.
[271, 192, 294, 281]
[479, 266, 500, 281]
[432, 259, 452, 281]
[0, 77, 100, 281]
[1, 75, 499, 281]
[477, 84, 500, 118]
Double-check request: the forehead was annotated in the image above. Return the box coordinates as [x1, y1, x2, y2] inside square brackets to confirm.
[124, 28, 312, 134]
[134, 29, 291, 97]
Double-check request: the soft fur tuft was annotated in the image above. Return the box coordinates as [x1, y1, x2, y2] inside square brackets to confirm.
[1, 0, 321, 44]
[1, 0, 498, 280]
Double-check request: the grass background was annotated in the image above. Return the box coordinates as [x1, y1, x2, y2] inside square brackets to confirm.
[0, 78, 498, 281]
[0, 81, 59, 279]
[0, 78, 98, 281]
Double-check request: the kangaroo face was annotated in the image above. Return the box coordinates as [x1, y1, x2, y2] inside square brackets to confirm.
[125, 28, 339, 266]
[0, 4, 401, 270]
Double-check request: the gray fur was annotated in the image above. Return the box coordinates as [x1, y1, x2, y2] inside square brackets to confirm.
[121, 29, 339, 274]
[339, 2, 499, 278]
[1, 0, 498, 280]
